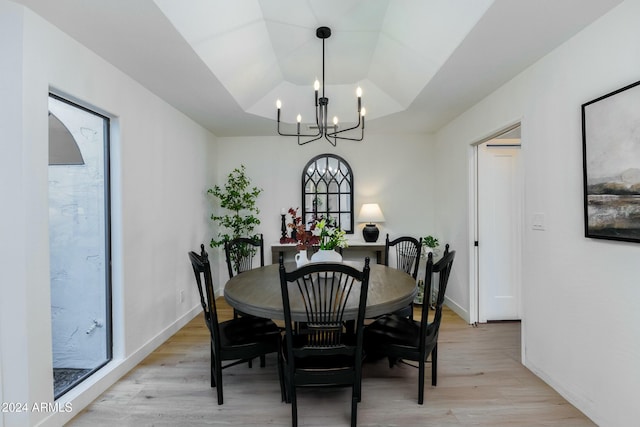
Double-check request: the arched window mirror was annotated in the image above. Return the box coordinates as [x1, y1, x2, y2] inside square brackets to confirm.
[302, 154, 354, 233]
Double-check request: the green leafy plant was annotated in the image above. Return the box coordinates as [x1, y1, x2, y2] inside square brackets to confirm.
[422, 235, 440, 256]
[315, 218, 348, 250]
[208, 165, 262, 249]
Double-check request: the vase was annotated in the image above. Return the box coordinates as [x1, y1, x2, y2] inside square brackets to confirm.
[311, 249, 343, 263]
[295, 250, 309, 268]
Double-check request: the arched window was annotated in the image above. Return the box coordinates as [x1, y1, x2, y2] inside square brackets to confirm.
[302, 154, 354, 233]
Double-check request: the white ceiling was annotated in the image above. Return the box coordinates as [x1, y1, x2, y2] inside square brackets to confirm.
[14, 0, 622, 137]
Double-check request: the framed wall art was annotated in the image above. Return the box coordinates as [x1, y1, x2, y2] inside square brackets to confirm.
[582, 79, 640, 242]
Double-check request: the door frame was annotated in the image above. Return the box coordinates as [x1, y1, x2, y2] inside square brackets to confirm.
[468, 121, 522, 324]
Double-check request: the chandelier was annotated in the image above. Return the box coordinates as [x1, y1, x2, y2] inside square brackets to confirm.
[276, 26, 366, 146]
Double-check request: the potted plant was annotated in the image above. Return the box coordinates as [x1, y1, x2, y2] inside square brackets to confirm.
[208, 165, 262, 265]
[422, 235, 440, 256]
[311, 218, 348, 262]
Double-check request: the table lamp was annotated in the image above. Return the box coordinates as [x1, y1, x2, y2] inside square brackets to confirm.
[357, 203, 385, 242]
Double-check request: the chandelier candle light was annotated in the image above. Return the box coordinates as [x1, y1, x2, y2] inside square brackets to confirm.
[276, 26, 366, 146]
[357, 203, 385, 242]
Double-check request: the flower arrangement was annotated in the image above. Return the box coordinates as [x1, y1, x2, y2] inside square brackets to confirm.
[315, 217, 348, 250]
[282, 207, 319, 250]
[279, 208, 347, 251]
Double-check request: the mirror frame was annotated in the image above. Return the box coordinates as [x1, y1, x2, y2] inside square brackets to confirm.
[301, 153, 354, 233]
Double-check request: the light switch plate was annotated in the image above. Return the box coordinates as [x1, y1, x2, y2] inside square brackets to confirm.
[532, 213, 545, 231]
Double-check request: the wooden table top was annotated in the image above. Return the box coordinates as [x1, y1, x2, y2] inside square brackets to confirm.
[223, 261, 417, 322]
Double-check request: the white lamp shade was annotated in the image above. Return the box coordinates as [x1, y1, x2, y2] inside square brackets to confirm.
[357, 203, 385, 223]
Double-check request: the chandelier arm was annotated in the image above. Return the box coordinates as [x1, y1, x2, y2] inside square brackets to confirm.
[326, 113, 363, 139]
[327, 120, 361, 136]
[329, 129, 364, 142]
[298, 133, 324, 145]
[323, 133, 337, 146]
[277, 121, 321, 138]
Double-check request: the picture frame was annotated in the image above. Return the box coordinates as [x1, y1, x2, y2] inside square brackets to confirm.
[582, 79, 640, 242]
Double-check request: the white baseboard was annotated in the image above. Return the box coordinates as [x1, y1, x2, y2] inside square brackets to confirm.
[444, 296, 470, 323]
[36, 304, 202, 427]
[523, 359, 598, 426]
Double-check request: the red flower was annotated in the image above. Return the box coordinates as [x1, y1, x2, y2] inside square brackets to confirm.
[281, 207, 319, 249]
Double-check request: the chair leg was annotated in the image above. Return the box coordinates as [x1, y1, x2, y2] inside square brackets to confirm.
[210, 344, 216, 388]
[260, 354, 266, 367]
[286, 372, 292, 404]
[210, 338, 223, 404]
[355, 364, 362, 403]
[431, 344, 438, 387]
[277, 351, 286, 402]
[351, 392, 358, 427]
[215, 358, 224, 405]
[290, 385, 298, 427]
[388, 356, 398, 368]
[418, 358, 425, 405]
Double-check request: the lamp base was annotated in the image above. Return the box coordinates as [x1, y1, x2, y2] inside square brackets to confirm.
[362, 224, 379, 242]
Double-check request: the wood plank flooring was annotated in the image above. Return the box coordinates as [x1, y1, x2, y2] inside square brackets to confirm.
[66, 299, 595, 426]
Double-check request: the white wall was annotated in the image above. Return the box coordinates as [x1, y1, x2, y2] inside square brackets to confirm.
[434, 1, 640, 425]
[0, 2, 217, 426]
[0, 4, 37, 427]
[213, 133, 436, 285]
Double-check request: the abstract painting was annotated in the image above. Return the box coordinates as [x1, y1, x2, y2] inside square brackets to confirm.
[582, 80, 640, 242]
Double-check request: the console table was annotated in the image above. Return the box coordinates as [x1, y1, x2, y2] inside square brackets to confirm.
[271, 242, 386, 265]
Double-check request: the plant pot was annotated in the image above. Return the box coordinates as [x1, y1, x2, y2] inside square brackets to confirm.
[422, 247, 439, 258]
[311, 249, 343, 263]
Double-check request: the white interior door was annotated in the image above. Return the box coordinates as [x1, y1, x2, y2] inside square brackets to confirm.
[477, 141, 522, 322]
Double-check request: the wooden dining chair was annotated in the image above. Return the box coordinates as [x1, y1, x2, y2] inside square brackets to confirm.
[364, 245, 455, 404]
[224, 234, 265, 278]
[278, 257, 371, 427]
[224, 234, 264, 319]
[188, 244, 283, 404]
[384, 234, 422, 317]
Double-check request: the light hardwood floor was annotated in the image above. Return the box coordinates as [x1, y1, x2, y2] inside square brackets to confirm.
[67, 299, 595, 426]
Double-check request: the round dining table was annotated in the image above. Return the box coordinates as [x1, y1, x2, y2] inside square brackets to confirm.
[223, 261, 417, 322]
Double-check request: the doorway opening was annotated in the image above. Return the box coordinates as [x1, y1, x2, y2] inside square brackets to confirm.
[471, 124, 523, 324]
[48, 93, 112, 398]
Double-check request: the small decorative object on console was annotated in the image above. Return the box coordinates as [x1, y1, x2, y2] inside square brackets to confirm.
[280, 207, 319, 249]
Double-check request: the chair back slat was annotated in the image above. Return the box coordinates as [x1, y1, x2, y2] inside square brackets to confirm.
[384, 234, 422, 279]
[293, 271, 359, 347]
[279, 259, 370, 354]
[188, 244, 221, 347]
[224, 234, 264, 278]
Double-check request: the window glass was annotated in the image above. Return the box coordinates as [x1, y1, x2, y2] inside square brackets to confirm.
[48, 94, 112, 399]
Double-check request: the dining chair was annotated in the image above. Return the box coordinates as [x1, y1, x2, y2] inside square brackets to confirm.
[188, 244, 284, 404]
[364, 245, 455, 404]
[224, 234, 264, 278]
[224, 234, 264, 319]
[383, 234, 422, 317]
[278, 257, 371, 427]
